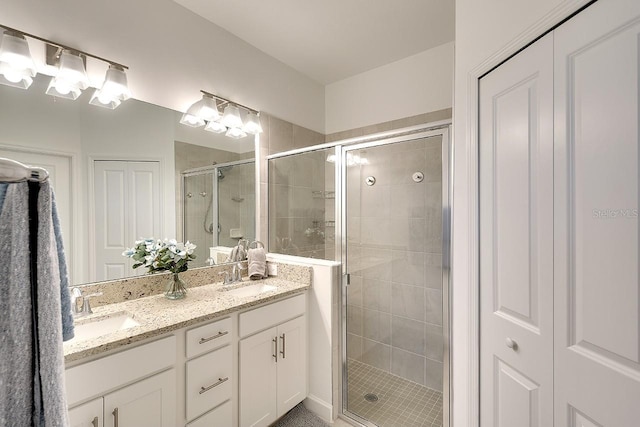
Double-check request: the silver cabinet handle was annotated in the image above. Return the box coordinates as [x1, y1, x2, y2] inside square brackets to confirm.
[280, 333, 286, 359]
[112, 408, 119, 427]
[272, 337, 278, 362]
[199, 331, 228, 344]
[506, 337, 518, 350]
[91, 416, 98, 427]
[199, 377, 229, 394]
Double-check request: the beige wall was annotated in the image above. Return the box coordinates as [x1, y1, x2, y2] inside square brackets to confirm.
[325, 43, 454, 134]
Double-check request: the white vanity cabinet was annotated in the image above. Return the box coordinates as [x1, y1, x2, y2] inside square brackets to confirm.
[66, 289, 309, 427]
[239, 294, 307, 427]
[66, 336, 177, 427]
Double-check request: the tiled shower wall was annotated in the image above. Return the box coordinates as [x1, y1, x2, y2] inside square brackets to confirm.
[257, 114, 325, 245]
[268, 150, 331, 258]
[345, 136, 444, 391]
[217, 162, 255, 247]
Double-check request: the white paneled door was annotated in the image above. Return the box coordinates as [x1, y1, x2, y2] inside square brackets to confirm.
[0, 149, 74, 280]
[479, 33, 554, 427]
[93, 161, 161, 281]
[480, 0, 640, 426]
[554, 0, 640, 425]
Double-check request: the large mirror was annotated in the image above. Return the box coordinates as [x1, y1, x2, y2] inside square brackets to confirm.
[0, 74, 256, 286]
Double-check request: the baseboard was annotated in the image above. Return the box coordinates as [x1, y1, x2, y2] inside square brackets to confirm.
[304, 394, 333, 423]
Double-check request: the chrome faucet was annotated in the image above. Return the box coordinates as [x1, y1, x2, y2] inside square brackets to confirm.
[70, 287, 103, 317]
[218, 271, 233, 285]
[218, 263, 246, 285]
[233, 262, 246, 282]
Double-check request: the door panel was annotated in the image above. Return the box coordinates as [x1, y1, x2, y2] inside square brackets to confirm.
[239, 327, 278, 427]
[554, 0, 640, 425]
[495, 358, 540, 427]
[479, 33, 554, 427]
[93, 161, 161, 281]
[277, 316, 307, 415]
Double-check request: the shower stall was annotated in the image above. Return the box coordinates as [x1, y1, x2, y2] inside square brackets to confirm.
[268, 123, 451, 427]
[182, 159, 255, 267]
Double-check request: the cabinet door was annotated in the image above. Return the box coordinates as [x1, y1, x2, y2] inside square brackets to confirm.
[479, 32, 554, 427]
[103, 369, 176, 427]
[239, 327, 278, 427]
[69, 397, 103, 427]
[554, 0, 640, 425]
[276, 315, 307, 417]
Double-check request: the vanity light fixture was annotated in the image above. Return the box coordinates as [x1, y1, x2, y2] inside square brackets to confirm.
[180, 92, 221, 127]
[89, 64, 132, 109]
[0, 23, 131, 108]
[0, 31, 37, 89]
[204, 119, 227, 134]
[181, 89, 262, 140]
[225, 126, 248, 139]
[220, 104, 243, 129]
[45, 49, 90, 100]
[243, 111, 263, 135]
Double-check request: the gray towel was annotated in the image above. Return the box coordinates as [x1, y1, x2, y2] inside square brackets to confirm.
[0, 182, 70, 426]
[248, 247, 267, 280]
[0, 182, 35, 426]
[36, 181, 70, 426]
[0, 183, 74, 341]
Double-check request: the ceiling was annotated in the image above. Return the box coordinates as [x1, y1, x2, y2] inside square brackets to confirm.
[173, 0, 454, 84]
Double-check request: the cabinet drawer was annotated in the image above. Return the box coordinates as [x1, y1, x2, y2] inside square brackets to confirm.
[66, 336, 176, 407]
[186, 345, 232, 421]
[187, 400, 232, 427]
[239, 293, 306, 338]
[186, 317, 232, 359]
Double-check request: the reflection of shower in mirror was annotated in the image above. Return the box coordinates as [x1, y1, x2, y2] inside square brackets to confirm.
[181, 159, 256, 268]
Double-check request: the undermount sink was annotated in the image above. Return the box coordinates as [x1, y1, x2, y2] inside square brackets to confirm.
[224, 283, 277, 298]
[71, 312, 140, 342]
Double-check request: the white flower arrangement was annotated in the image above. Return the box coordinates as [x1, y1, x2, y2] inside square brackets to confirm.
[122, 238, 197, 274]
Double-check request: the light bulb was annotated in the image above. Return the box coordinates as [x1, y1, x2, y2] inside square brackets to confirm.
[2, 68, 22, 83]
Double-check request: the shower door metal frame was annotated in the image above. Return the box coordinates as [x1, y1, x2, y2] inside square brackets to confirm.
[338, 125, 452, 427]
[181, 158, 255, 249]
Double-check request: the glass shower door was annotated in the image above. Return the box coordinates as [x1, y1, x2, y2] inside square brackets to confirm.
[343, 134, 448, 427]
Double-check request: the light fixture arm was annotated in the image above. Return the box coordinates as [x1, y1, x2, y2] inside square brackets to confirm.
[200, 90, 259, 115]
[0, 23, 128, 70]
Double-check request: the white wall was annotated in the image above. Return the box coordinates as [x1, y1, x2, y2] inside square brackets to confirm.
[1, 0, 325, 133]
[324, 42, 454, 134]
[452, 1, 590, 426]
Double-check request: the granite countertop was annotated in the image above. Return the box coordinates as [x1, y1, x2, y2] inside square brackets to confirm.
[63, 277, 310, 363]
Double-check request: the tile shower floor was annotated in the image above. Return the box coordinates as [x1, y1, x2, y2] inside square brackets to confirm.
[346, 359, 443, 427]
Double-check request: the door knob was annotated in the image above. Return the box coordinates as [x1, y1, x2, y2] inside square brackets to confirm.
[506, 337, 518, 350]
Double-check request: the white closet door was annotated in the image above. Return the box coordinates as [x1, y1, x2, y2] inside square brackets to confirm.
[0, 149, 74, 280]
[479, 33, 554, 427]
[554, 0, 640, 425]
[94, 161, 161, 281]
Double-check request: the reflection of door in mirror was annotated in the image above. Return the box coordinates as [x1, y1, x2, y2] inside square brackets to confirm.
[0, 147, 74, 281]
[93, 160, 161, 281]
